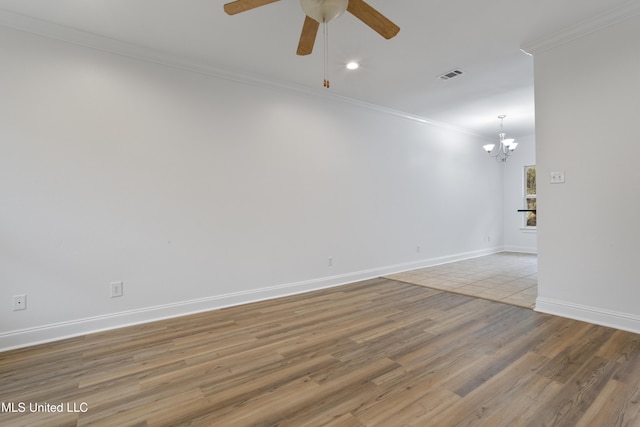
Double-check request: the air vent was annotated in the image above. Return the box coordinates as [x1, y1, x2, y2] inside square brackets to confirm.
[438, 68, 464, 80]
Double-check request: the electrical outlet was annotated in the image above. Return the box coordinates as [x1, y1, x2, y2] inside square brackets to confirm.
[328, 257, 333, 267]
[110, 282, 124, 298]
[13, 294, 26, 311]
[416, 245, 421, 253]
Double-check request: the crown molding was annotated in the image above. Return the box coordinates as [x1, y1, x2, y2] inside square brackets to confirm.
[521, 0, 640, 55]
[0, 8, 483, 139]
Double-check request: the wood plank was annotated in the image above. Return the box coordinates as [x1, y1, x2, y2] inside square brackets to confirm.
[534, 356, 619, 426]
[2, 277, 640, 426]
[574, 379, 640, 427]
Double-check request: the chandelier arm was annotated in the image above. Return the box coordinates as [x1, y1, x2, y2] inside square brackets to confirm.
[485, 115, 515, 162]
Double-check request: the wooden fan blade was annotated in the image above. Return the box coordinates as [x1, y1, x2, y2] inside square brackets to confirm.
[346, 0, 399, 39]
[297, 16, 320, 56]
[224, 0, 280, 15]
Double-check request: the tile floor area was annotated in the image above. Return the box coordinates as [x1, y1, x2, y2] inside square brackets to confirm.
[385, 252, 538, 309]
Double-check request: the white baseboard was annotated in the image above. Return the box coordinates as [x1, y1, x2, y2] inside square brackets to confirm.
[0, 247, 503, 352]
[383, 247, 504, 274]
[535, 297, 640, 334]
[503, 245, 537, 254]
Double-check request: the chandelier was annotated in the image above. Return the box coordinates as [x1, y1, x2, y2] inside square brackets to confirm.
[483, 115, 518, 162]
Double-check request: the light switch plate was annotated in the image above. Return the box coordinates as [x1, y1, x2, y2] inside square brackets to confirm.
[550, 171, 565, 184]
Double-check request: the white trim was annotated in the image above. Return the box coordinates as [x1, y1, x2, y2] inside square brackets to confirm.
[503, 245, 537, 254]
[0, 247, 502, 352]
[385, 247, 505, 275]
[535, 297, 640, 334]
[519, 227, 537, 233]
[0, 8, 480, 138]
[521, 0, 640, 55]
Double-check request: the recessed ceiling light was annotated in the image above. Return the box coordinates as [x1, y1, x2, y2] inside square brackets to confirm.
[346, 61, 359, 70]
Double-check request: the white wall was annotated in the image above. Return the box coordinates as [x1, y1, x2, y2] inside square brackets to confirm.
[531, 13, 640, 331]
[503, 133, 537, 253]
[0, 26, 504, 350]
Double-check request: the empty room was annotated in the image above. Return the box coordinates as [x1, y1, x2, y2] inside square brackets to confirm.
[1, 0, 640, 425]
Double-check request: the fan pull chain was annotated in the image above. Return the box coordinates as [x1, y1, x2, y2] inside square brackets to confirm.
[323, 21, 330, 88]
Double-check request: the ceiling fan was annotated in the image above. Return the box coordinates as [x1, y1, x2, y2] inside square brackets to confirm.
[223, 0, 400, 56]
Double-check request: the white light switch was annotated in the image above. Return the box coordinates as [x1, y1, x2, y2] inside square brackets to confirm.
[550, 171, 565, 184]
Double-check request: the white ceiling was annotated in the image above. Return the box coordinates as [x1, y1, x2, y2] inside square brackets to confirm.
[0, 0, 633, 140]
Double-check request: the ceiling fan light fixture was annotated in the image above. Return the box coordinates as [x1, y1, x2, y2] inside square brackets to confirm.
[224, 0, 399, 87]
[300, 0, 348, 23]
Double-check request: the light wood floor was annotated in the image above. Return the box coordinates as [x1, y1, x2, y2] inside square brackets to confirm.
[2, 278, 640, 426]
